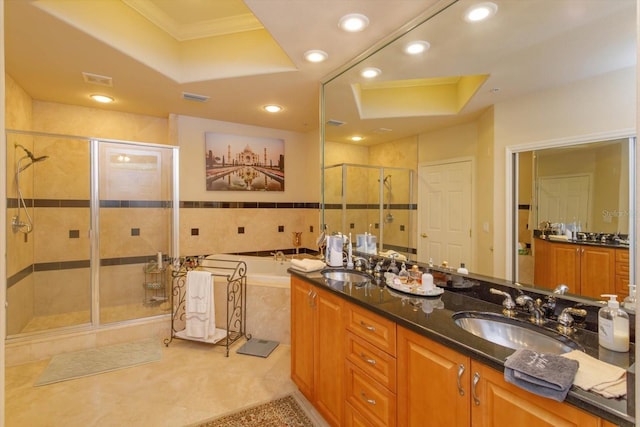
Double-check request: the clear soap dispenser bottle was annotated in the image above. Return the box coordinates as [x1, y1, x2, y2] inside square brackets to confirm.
[599, 294, 629, 352]
[623, 285, 636, 313]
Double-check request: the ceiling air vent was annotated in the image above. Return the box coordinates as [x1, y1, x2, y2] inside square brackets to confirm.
[326, 119, 346, 127]
[182, 92, 210, 103]
[82, 72, 113, 87]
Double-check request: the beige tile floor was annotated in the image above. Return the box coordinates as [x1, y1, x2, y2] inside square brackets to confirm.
[5, 339, 329, 427]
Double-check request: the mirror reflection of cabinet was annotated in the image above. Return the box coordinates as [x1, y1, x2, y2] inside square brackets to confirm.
[516, 137, 633, 298]
[533, 238, 622, 299]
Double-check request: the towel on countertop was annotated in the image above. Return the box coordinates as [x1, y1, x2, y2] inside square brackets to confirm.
[504, 349, 579, 402]
[185, 270, 216, 339]
[561, 350, 627, 398]
[290, 258, 326, 273]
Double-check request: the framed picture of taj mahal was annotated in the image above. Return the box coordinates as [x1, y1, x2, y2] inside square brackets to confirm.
[204, 132, 285, 191]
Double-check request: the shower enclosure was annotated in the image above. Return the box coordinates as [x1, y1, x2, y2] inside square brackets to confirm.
[5, 130, 178, 337]
[323, 163, 415, 258]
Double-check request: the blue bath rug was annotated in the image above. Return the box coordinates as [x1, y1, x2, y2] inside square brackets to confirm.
[236, 338, 279, 358]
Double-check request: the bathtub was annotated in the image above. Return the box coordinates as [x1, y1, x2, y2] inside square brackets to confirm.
[204, 254, 292, 344]
[204, 254, 291, 287]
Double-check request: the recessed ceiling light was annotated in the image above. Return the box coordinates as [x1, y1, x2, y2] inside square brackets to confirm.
[304, 50, 328, 63]
[339, 13, 369, 32]
[464, 2, 498, 22]
[263, 104, 283, 113]
[361, 67, 381, 78]
[404, 40, 431, 55]
[351, 136, 363, 142]
[90, 94, 114, 103]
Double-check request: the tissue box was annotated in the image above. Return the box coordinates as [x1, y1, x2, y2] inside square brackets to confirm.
[628, 363, 635, 417]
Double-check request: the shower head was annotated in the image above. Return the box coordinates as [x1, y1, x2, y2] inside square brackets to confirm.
[15, 144, 48, 173]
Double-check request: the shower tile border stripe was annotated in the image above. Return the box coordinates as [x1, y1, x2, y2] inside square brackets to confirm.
[7, 199, 321, 209]
[324, 203, 417, 210]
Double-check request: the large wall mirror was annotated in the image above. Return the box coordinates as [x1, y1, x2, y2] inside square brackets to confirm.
[321, 0, 636, 299]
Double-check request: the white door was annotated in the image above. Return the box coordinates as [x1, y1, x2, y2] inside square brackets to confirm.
[418, 161, 472, 268]
[537, 174, 591, 229]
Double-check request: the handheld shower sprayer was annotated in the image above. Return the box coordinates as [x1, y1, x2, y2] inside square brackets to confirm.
[13, 144, 49, 236]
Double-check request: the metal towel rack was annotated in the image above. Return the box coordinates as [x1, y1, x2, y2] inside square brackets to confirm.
[164, 255, 250, 356]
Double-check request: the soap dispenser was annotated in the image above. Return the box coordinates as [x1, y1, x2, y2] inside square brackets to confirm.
[457, 263, 469, 274]
[623, 285, 636, 313]
[599, 294, 629, 352]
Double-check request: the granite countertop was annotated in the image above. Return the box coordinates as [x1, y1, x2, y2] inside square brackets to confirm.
[534, 233, 630, 249]
[290, 269, 636, 427]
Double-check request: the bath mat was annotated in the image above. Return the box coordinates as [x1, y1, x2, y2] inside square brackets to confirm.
[189, 394, 314, 427]
[236, 338, 279, 358]
[34, 339, 162, 386]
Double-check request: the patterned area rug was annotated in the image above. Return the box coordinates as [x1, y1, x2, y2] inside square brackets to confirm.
[193, 395, 314, 427]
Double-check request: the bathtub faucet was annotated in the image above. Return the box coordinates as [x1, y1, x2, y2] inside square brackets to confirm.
[272, 251, 286, 263]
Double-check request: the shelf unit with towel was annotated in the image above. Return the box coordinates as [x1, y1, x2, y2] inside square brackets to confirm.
[164, 256, 250, 356]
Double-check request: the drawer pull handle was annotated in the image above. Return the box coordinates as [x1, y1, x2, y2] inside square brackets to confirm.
[360, 391, 376, 405]
[359, 352, 377, 365]
[457, 363, 465, 396]
[360, 321, 376, 332]
[472, 372, 481, 406]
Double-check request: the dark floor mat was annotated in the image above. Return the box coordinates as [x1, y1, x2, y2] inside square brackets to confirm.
[236, 338, 279, 358]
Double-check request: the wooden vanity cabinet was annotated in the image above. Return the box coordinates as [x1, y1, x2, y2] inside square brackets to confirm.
[397, 326, 604, 427]
[290, 276, 344, 426]
[615, 249, 630, 297]
[471, 362, 602, 427]
[534, 239, 618, 298]
[344, 303, 397, 427]
[397, 326, 471, 427]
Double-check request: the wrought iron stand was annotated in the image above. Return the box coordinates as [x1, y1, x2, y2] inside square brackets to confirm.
[164, 256, 249, 356]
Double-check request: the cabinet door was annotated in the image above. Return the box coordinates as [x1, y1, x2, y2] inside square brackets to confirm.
[397, 327, 470, 427]
[580, 246, 615, 299]
[290, 277, 314, 399]
[314, 286, 345, 427]
[550, 243, 580, 292]
[533, 238, 549, 287]
[471, 361, 601, 427]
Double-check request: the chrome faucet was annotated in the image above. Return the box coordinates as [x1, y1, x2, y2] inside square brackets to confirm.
[271, 251, 286, 263]
[542, 284, 569, 318]
[516, 294, 546, 325]
[489, 288, 517, 318]
[352, 256, 372, 274]
[557, 307, 588, 335]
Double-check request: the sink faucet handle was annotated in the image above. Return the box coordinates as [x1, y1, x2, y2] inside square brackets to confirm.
[557, 307, 587, 335]
[489, 288, 516, 317]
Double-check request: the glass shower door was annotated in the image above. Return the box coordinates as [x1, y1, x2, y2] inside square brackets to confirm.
[97, 140, 175, 324]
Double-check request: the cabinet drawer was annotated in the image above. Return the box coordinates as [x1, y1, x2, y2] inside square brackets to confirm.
[345, 362, 396, 427]
[616, 274, 630, 296]
[616, 261, 630, 276]
[346, 332, 397, 393]
[345, 403, 376, 427]
[616, 249, 629, 262]
[346, 304, 396, 356]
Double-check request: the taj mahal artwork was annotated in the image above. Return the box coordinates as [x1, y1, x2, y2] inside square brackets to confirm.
[204, 132, 285, 191]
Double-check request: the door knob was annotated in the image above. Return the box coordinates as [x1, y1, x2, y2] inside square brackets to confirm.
[421, 233, 428, 238]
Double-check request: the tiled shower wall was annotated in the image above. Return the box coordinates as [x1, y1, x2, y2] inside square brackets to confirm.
[5, 74, 322, 337]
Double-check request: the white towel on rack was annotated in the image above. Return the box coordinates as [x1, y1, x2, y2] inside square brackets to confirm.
[185, 271, 216, 339]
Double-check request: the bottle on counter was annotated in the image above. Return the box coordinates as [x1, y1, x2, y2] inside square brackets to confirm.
[457, 263, 468, 274]
[598, 294, 629, 352]
[623, 285, 636, 313]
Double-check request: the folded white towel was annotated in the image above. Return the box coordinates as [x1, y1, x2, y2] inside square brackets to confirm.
[291, 258, 326, 272]
[185, 271, 216, 339]
[186, 271, 212, 314]
[561, 350, 627, 398]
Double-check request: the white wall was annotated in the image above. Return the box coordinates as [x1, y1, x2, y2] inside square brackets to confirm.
[493, 66, 636, 278]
